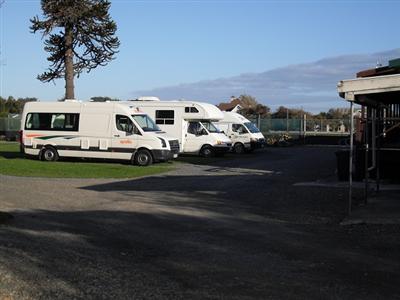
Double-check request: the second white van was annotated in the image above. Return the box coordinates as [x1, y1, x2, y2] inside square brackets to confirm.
[128, 98, 232, 157]
[215, 111, 265, 154]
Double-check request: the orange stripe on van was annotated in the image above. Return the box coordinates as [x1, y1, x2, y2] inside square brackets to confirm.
[26, 134, 45, 138]
[120, 140, 133, 144]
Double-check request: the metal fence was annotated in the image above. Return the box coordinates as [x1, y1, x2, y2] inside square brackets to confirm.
[0, 117, 21, 131]
[0, 117, 21, 140]
[248, 118, 350, 134]
[0, 116, 350, 140]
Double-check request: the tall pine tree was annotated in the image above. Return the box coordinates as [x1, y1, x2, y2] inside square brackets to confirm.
[30, 0, 120, 99]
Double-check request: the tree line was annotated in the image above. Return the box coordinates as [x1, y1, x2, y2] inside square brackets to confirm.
[228, 95, 350, 119]
[0, 97, 38, 117]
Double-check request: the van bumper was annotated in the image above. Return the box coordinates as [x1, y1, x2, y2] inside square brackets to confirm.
[250, 139, 266, 149]
[212, 144, 232, 154]
[152, 149, 175, 162]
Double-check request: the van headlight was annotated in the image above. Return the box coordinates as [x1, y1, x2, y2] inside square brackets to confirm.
[250, 138, 258, 142]
[216, 140, 223, 145]
[158, 137, 167, 148]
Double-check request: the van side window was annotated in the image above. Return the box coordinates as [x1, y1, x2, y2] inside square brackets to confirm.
[155, 110, 174, 125]
[187, 122, 200, 135]
[232, 124, 246, 134]
[25, 113, 79, 131]
[116, 115, 134, 132]
[185, 107, 199, 113]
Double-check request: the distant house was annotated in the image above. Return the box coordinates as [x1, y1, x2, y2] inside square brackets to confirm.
[217, 97, 246, 112]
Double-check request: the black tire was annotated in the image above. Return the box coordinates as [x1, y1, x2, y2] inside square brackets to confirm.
[41, 146, 59, 162]
[200, 145, 214, 158]
[234, 143, 245, 154]
[134, 149, 153, 166]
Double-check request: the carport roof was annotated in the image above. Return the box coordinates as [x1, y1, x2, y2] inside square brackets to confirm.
[337, 73, 400, 106]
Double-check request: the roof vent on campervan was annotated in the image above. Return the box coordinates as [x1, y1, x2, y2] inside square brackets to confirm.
[135, 96, 160, 102]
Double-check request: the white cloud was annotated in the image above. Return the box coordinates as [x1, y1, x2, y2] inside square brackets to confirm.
[133, 48, 400, 112]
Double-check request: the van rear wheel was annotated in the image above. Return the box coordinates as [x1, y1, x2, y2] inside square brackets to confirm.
[41, 146, 59, 162]
[135, 149, 153, 166]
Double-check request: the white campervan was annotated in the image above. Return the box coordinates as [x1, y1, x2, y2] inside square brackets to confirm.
[215, 111, 265, 154]
[128, 98, 232, 157]
[20, 100, 180, 166]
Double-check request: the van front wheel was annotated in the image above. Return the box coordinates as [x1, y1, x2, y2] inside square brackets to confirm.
[135, 149, 153, 166]
[41, 147, 59, 162]
[200, 145, 214, 158]
[234, 143, 245, 154]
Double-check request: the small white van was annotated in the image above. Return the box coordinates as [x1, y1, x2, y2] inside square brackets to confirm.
[215, 111, 265, 154]
[128, 98, 232, 157]
[20, 100, 180, 166]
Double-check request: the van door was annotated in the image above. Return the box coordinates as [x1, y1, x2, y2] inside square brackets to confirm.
[230, 123, 250, 143]
[111, 114, 139, 160]
[184, 121, 208, 153]
[181, 120, 188, 152]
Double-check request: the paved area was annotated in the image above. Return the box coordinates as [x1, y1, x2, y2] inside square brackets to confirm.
[0, 147, 399, 299]
[341, 191, 400, 225]
[294, 175, 400, 225]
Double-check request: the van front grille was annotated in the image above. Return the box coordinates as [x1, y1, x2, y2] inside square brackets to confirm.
[169, 140, 180, 154]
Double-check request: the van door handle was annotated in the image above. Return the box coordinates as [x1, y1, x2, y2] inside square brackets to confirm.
[114, 134, 120, 137]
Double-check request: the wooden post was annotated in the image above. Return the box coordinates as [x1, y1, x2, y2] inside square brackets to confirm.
[348, 102, 354, 215]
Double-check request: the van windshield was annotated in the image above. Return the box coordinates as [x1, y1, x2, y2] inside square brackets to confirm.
[244, 122, 260, 133]
[200, 121, 220, 133]
[132, 114, 161, 132]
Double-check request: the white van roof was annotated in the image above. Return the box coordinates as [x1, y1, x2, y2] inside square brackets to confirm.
[136, 96, 160, 101]
[222, 111, 251, 123]
[126, 100, 224, 121]
[22, 101, 148, 116]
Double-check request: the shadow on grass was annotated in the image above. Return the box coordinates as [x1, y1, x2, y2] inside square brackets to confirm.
[0, 150, 24, 159]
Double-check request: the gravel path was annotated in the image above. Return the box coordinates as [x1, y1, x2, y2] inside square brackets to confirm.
[0, 147, 399, 299]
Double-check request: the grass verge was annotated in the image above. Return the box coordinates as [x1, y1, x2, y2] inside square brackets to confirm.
[0, 142, 174, 178]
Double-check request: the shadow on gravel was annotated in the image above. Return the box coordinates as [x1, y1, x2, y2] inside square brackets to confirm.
[1, 208, 400, 300]
[79, 175, 344, 223]
[2, 146, 398, 299]
[175, 148, 289, 169]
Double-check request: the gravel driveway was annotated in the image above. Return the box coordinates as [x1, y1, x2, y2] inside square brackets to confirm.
[0, 146, 399, 299]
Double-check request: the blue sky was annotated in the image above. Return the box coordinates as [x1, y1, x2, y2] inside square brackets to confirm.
[1, 0, 400, 112]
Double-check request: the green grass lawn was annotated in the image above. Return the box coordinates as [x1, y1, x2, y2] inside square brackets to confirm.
[0, 142, 174, 178]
